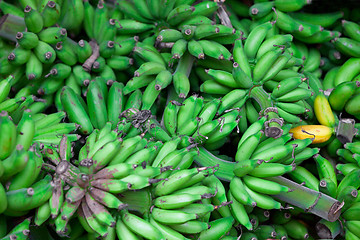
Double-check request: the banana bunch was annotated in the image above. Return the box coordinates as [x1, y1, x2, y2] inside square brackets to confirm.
[271, 75, 315, 124]
[144, 166, 233, 240]
[128, 41, 193, 101]
[341, 201, 360, 240]
[238, 218, 311, 240]
[159, 94, 241, 150]
[0, 109, 75, 189]
[60, 80, 128, 134]
[244, 0, 342, 44]
[0, 0, 84, 34]
[116, 0, 219, 39]
[0, 75, 54, 125]
[117, 0, 239, 99]
[194, 118, 319, 181]
[35, 130, 177, 238]
[1, 0, 135, 110]
[195, 21, 319, 129]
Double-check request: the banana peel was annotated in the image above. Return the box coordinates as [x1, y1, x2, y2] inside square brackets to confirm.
[289, 125, 334, 144]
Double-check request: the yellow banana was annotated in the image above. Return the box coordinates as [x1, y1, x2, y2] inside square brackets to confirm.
[289, 125, 334, 144]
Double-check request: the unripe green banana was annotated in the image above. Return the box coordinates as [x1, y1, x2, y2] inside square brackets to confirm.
[24, 5, 44, 33]
[329, 81, 360, 111]
[33, 40, 56, 64]
[61, 86, 93, 135]
[249, 162, 295, 178]
[149, 214, 188, 240]
[230, 176, 257, 207]
[345, 93, 360, 116]
[198, 216, 234, 240]
[15, 31, 39, 50]
[288, 165, 320, 191]
[6, 175, 53, 211]
[0, 111, 16, 160]
[41, 1, 61, 27]
[257, 34, 293, 60]
[249, 2, 274, 19]
[121, 210, 164, 240]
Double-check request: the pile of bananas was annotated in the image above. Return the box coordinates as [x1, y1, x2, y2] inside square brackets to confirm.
[2, 0, 360, 239]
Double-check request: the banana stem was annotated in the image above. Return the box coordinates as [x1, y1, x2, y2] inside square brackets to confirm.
[194, 147, 235, 182]
[174, 51, 194, 77]
[336, 118, 356, 144]
[315, 219, 342, 239]
[267, 176, 342, 222]
[82, 40, 99, 72]
[0, 14, 26, 41]
[249, 86, 283, 138]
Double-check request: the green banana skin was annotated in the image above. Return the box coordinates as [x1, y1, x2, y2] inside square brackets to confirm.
[253, 47, 283, 83]
[0, 75, 12, 104]
[230, 176, 257, 207]
[149, 215, 188, 240]
[170, 220, 210, 234]
[345, 93, 360, 116]
[253, 134, 291, 154]
[61, 86, 93, 135]
[24, 5, 44, 33]
[154, 168, 199, 197]
[271, 77, 306, 99]
[151, 207, 198, 224]
[288, 165, 320, 191]
[329, 81, 360, 111]
[198, 216, 234, 240]
[0, 145, 29, 181]
[6, 176, 54, 211]
[249, 162, 295, 177]
[290, 11, 343, 27]
[333, 37, 360, 58]
[244, 184, 282, 210]
[243, 175, 290, 194]
[236, 131, 262, 162]
[244, 21, 274, 60]
[343, 20, 360, 42]
[337, 163, 360, 176]
[334, 58, 360, 86]
[121, 210, 164, 240]
[275, 87, 313, 102]
[80, 199, 108, 238]
[85, 193, 116, 227]
[227, 191, 253, 230]
[0, 111, 17, 160]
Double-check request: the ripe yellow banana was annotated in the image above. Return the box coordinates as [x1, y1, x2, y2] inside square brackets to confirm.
[289, 125, 334, 144]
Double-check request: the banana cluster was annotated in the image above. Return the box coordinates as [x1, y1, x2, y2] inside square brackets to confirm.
[30, 128, 178, 238]
[160, 94, 240, 150]
[0, 109, 78, 216]
[3, 0, 360, 239]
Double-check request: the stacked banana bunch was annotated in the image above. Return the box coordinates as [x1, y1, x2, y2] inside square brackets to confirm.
[0, 75, 53, 122]
[160, 94, 241, 150]
[3, 0, 360, 239]
[28, 122, 236, 240]
[118, 0, 239, 99]
[0, 108, 78, 214]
